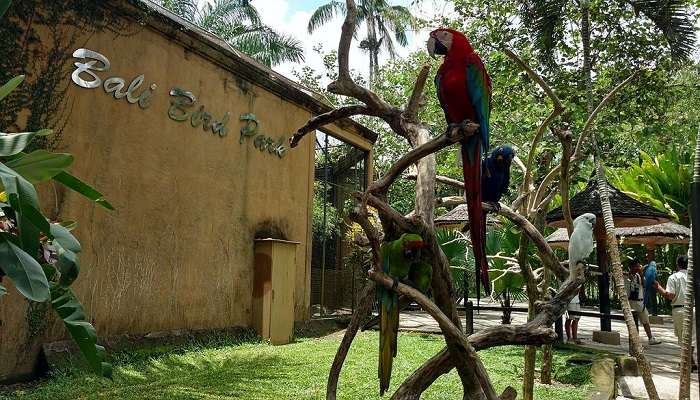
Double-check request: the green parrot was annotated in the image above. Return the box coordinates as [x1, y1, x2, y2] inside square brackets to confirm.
[378, 233, 432, 396]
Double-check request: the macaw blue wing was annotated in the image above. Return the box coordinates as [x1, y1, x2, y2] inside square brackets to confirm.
[464, 60, 491, 160]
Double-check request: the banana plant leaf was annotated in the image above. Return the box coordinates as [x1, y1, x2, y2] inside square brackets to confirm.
[0, 162, 52, 258]
[6, 150, 74, 183]
[53, 172, 114, 210]
[50, 284, 112, 378]
[51, 223, 81, 287]
[0, 75, 23, 102]
[0, 235, 49, 302]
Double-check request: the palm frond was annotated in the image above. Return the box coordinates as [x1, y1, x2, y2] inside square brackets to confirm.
[198, 0, 261, 30]
[232, 25, 305, 67]
[377, 18, 398, 57]
[628, 0, 696, 61]
[519, 0, 568, 65]
[307, 1, 347, 33]
[158, 0, 197, 21]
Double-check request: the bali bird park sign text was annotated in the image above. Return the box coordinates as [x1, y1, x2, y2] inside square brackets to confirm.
[71, 48, 288, 158]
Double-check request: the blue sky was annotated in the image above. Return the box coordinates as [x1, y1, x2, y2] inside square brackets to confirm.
[287, 0, 331, 13]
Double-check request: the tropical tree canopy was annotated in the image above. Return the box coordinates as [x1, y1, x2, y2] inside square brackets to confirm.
[158, 0, 304, 67]
[307, 0, 417, 85]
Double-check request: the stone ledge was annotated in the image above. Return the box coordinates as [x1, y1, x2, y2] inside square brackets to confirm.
[593, 330, 621, 345]
[588, 358, 616, 400]
[615, 355, 639, 376]
[649, 315, 665, 325]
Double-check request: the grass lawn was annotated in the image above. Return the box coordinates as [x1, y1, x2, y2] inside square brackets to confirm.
[1, 331, 598, 400]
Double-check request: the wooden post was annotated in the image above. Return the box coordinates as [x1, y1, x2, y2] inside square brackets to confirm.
[595, 221, 612, 331]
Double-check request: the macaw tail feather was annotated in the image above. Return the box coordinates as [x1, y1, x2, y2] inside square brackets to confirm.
[379, 294, 399, 396]
[461, 141, 489, 294]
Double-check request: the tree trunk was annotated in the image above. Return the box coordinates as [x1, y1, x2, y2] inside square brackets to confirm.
[366, 13, 378, 90]
[678, 231, 694, 399]
[593, 159, 659, 399]
[679, 132, 700, 398]
[540, 344, 553, 384]
[519, 232, 539, 400]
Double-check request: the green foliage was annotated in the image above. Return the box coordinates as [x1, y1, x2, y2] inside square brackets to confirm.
[0, 2, 112, 376]
[521, 0, 696, 63]
[312, 181, 343, 240]
[158, 0, 304, 67]
[436, 228, 474, 300]
[609, 149, 691, 225]
[485, 221, 528, 323]
[3, 332, 595, 400]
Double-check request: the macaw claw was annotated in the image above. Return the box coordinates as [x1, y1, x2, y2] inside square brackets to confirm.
[486, 201, 501, 213]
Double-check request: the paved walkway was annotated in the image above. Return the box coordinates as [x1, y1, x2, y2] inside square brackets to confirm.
[396, 301, 700, 399]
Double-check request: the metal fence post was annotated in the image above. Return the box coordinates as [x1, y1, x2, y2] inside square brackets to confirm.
[465, 301, 474, 336]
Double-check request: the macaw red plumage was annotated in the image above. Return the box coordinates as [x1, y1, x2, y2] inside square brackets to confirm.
[428, 28, 492, 294]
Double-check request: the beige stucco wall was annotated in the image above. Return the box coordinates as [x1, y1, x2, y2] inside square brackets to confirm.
[0, 8, 370, 381]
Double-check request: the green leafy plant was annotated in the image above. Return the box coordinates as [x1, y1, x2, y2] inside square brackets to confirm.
[609, 149, 691, 225]
[436, 228, 474, 302]
[486, 221, 527, 324]
[0, 0, 112, 378]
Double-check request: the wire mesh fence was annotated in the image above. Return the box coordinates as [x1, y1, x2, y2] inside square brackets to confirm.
[311, 131, 368, 318]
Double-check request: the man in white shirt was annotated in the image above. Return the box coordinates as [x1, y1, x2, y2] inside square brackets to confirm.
[626, 259, 661, 345]
[655, 255, 695, 367]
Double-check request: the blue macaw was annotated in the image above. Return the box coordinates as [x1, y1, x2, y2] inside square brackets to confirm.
[481, 145, 515, 209]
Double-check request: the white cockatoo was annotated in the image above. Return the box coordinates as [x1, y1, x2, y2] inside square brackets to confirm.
[568, 213, 596, 277]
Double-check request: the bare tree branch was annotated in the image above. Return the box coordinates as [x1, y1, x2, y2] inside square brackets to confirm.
[573, 70, 641, 158]
[326, 281, 375, 400]
[501, 48, 564, 111]
[290, 105, 376, 148]
[500, 48, 564, 214]
[404, 64, 432, 122]
[532, 71, 641, 206]
[406, 173, 465, 190]
[369, 124, 478, 196]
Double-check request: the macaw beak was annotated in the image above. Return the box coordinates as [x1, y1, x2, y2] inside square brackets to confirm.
[427, 36, 448, 59]
[427, 36, 437, 59]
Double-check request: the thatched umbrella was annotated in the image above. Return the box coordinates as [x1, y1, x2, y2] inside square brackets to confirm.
[546, 180, 672, 331]
[435, 204, 500, 229]
[547, 221, 689, 251]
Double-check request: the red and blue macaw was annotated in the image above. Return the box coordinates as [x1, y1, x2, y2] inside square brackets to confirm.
[428, 28, 492, 293]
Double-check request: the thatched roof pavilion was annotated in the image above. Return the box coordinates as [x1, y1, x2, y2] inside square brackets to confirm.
[546, 222, 689, 249]
[546, 180, 670, 228]
[545, 179, 672, 334]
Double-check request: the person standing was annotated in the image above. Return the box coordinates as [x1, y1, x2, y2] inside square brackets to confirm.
[565, 291, 582, 344]
[655, 255, 695, 366]
[626, 259, 661, 345]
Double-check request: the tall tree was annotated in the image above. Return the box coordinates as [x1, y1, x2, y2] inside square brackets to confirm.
[158, 0, 304, 67]
[307, 0, 417, 88]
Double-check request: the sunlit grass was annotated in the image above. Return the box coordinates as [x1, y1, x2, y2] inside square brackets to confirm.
[0, 331, 596, 400]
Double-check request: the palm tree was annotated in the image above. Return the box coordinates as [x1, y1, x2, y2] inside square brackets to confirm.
[307, 0, 417, 87]
[158, 0, 304, 67]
